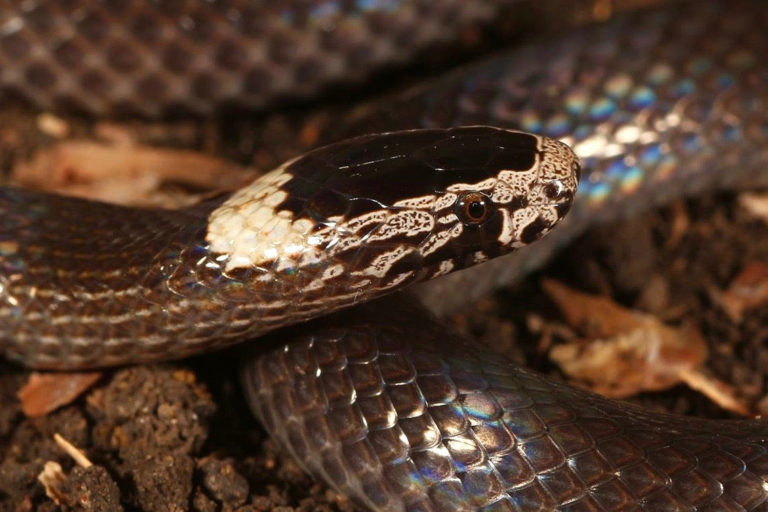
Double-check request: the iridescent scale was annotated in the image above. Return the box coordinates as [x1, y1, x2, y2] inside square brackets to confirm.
[321, 0, 768, 312]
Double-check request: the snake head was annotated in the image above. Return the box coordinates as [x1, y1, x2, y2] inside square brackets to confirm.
[206, 126, 579, 297]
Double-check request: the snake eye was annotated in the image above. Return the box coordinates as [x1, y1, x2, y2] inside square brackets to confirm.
[455, 192, 492, 225]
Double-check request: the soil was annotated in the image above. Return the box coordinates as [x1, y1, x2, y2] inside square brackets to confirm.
[1, 2, 767, 508]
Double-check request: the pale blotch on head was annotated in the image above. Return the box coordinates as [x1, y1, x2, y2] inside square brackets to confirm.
[206, 164, 309, 273]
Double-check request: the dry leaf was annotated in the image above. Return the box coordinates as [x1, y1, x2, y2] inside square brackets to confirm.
[542, 279, 707, 394]
[712, 261, 768, 323]
[18, 372, 102, 417]
[38, 461, 67, 505]
[542, 279, 753, 415]
[13, 140, 253, 208]
[739, 191, 768, 222]
[679, 368, 752, 417]
[666, 201, 690, 249]
[38, 434, 95, 506]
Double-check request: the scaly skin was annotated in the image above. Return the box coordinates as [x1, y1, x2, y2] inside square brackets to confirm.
[0, 0, 517, 116]
[313, 0, 768, 313]
[243, 295, 768, 511]
[0, 127, 577, 368]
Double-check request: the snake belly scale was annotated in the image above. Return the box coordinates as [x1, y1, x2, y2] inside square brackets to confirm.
[1, 0, 768, 511]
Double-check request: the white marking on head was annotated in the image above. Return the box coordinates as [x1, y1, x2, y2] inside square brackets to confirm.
[322, 264, 345, 280]
[206, 165, 311, 272]
[493, 168, 537, 204]
[325, 235, 364, 256]
[433, 260, 455, 277]
[446, 176, 497, 193]
[420, 223, 462, 257]
[345, 210, 389, 234]
[472, 251, 488, 264]
[302, 263, 346, 292]
[498, 208, 516, 246]
[540, 137, 578, 181]
[368, 210, 435, 242]
[512, 208, 540, 234]
[434, 193, 458, 211]
[393, 194, 437, 209]
[382, 271, 414, 289]
[356, 246, 412, 278]
[437, 213, 458, 225]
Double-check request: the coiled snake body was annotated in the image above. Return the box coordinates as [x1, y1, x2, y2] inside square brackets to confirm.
[2, 1, 768, 511]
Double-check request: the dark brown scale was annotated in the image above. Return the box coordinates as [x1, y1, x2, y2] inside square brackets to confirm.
[0, 0, 515, 116]
[520, 216, 550, 245]
[105, 40, 141, 73]
[24, 62, 56, 89]
[243, 296, 768, 511]
[0, 32, 31, 58]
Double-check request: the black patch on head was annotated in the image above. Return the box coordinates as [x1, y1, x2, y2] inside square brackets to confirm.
[280, 127, 541, 219]
[304, 188, 346, 217]
[388, 249, 423, 276]
[554, 196, 573, 217]
[508, 195, 528, 211]
[281, 194, 311, 217]
[520, 216, 550, 245]
[542, 182, 563, 200]
[422, 128, 538, 176]
[345, 197, 386, 218]
[421, 245, 458, 269]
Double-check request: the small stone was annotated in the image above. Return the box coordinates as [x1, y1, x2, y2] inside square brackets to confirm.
[199, 457, 249, 506]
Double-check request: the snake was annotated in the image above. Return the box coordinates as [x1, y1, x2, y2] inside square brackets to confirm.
[1, 0, 768, 511]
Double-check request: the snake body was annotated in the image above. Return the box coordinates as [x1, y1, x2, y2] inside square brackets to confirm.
[0, 127, 578, 368]
[324, 0, 768, 313]
[2, 1, 768, 511]
[244, 296, 768, 511]
[0, 0, 518, 116]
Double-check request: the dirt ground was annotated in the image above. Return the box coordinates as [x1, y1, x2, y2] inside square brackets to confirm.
[1, 118, 767, 510]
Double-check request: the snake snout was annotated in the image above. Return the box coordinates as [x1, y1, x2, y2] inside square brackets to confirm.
[532, 137, 580, 220]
